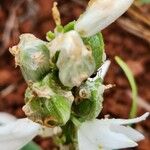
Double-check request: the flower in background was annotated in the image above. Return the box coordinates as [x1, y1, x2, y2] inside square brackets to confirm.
[75, 0, 134, 37]
[0, 113, 61, 150]
[78, 112, 149, 150]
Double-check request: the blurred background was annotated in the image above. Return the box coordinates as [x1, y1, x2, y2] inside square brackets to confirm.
[0, 0, 149, 149]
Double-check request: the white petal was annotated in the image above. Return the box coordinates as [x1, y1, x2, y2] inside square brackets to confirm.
[109, 112, 149, 125]
[75, 0, 134, 37]
[78, 119, 137, 150]
[78, 129, 98, 150]
[101, 129, 137, 149]
[111, 125, 144, 142]
[0, 118, 40, 150]
[0, 112, 16, 125]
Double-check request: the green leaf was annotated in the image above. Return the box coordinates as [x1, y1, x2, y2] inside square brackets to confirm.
[64, 21, 76, 32]
[115, 56, 138, 118]
[22, 142, 41, 150]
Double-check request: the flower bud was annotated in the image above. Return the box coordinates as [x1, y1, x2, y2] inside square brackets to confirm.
[75, 0, 134, 37]
[10, 34, 51, 82]
[23, 73, 74, 127]
[48, 31, 96, 88]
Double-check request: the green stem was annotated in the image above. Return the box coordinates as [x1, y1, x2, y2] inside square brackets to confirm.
[71, 116, 81, 127]
[115, 56, 138, 119]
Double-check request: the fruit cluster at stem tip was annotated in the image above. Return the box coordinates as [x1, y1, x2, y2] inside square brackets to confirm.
[8, 0, 149, 150]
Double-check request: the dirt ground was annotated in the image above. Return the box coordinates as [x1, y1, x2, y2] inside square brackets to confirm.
[0, 0, 149, 150]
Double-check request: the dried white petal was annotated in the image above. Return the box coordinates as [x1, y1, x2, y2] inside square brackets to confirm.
[75, 0, 134, 37]
[49, 31, 95, 87]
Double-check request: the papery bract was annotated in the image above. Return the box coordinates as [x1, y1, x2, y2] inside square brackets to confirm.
[48, 30, 96, 88]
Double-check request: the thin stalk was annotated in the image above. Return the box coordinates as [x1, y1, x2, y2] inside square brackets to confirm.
[115, 56, 138, 119]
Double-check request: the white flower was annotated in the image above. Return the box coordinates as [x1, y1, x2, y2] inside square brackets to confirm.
[78, 112, 149, 150]
[0, 113, 16, 124]
[75, 0, 134, 37]
[0, 112, 61, 150]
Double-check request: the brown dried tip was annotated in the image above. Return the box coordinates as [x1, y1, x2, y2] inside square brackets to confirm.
[52, 2, 61, 26]
[88, 0, 96, 7]
[44, 116, 59, 128]
[104, 84, 116, 90]
[9, 46, 20, 67]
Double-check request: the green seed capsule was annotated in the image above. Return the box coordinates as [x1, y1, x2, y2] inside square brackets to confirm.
[83, 33, 106, 70]
[10, 34, 51, 82]
[73, 77, 105, 121]
[23, 94, 72, 127]
[23, 73, 74, 127]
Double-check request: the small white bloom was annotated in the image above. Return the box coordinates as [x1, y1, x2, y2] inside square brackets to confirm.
[0, 112, 61, 150]
[75, 0, 134, 37]
[78, 112, 149, 150]
[49, 30, 96, 88]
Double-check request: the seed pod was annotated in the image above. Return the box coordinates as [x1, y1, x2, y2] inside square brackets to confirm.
[48, 31, 96, 88]
[23, 94, 72, 127]
[83, 33, 106, 70]
[73, 77, 105, 121]
[10, 34, 51, 82]
[23, 73, 74, 127]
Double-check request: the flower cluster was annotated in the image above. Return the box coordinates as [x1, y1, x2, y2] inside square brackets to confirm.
[1, 0, 149, 150]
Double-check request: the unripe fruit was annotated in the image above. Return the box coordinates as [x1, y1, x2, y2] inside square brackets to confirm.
[10, 34, 51, 83]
